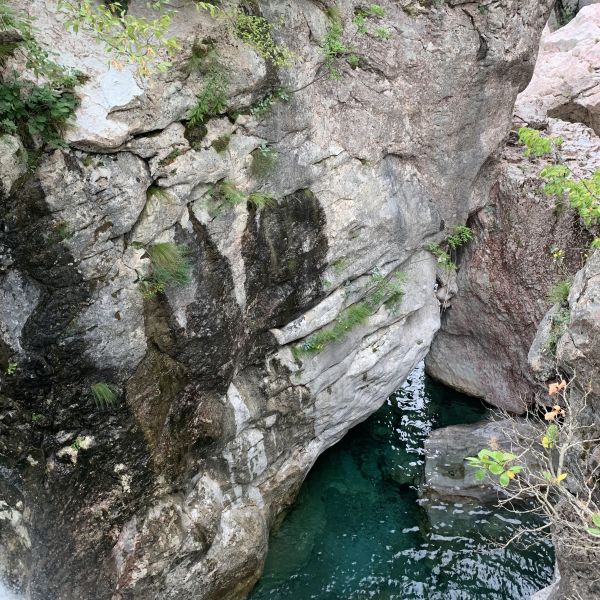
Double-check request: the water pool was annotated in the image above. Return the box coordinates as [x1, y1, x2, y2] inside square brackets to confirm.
[250, 364, 554, 600]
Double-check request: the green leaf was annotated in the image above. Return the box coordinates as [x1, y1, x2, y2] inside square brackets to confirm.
[586, 527, 600, 537]
[499, 473, 510, 487]
[488, 463, 504, 475]
[474, 469, 486, 482]
[592, 514, 600, 528]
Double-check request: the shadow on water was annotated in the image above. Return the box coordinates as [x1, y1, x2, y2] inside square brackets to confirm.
[250, 363, 554, 600]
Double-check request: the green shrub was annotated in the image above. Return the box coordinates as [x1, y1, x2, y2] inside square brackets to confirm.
[323, 14, 348, 78]
[0, 77, 78, 147]
[0, 0, 78, 79]
[374, 26, 391, 40]
[465, 449, 523, 488]
[540, 165, 600, 227]
[59, 0, 180, 75]
[251, 143, 277, 177]
[91, 383, 117, 409]
[234, 11, 294, 66]
[188, 53, 229, 126]
[447, 224, 474, 249]
[518, 127, 563, 158]
[426, 224, 474, 271]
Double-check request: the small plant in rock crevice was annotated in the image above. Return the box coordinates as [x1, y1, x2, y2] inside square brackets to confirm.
[188, 54, 229, 127]
[138, 242, 192, 299]
[322, 12, 348, 79]
[292, 270, 406, 358]
[426, 224, 474, 271]
[91, 383, 117, 409]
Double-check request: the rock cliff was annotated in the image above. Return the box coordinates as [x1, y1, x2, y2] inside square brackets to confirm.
[0, 1, 553, 598]
[427, 6, 600, 598]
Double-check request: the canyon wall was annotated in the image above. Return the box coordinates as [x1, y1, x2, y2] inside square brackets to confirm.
[0, 1, 553, 598]
[428, 6, 600, 598]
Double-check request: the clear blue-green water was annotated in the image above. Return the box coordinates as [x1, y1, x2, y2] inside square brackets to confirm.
[250, 364, 554, 600]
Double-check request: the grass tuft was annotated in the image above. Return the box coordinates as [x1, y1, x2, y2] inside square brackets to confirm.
[91, 383, 117, 409]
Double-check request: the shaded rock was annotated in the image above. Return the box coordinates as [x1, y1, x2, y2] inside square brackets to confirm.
[426, 119, 597, 412]
[423, 418, 533, 502]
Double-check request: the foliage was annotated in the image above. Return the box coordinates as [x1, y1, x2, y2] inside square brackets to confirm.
[540, 165, 600, 227]
[140, 242, 192, 298]
[59, 0, 180, 75]
[468, 380, 600, 549]
[322, 14, 348, 78]
[447, 224, 474, 249]
[293, 271, 405, 358]
[426, 242, 454, 270]
[374, 26, 391, 40]
[188, 54, 229, 126]
[545, 306, 570, 355]
[0, 0, 77, 80]
[587, 514, 600, 537]
[234, 11, 294, 67]
[251, 143, 277, 177]
[357, 4, 386, 18]
[6, 361, 16, 375]
[465, 449, 523, 488]
[91, 383, 117, 409]
[248, 192, 275, 208]
[249, 87, 290, 119]
[518, 127, 563, 158]
[354, 4, 387, 39]
[426, 225, 473, 271]
[0, 78, 78, 147]
[217, 180, 247, 205]
[548, 279, 571, 306]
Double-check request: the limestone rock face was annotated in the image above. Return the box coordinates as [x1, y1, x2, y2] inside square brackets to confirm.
[516, 5, 600, 134]
[0, 1, 553, 598]
[426, 119, 600, 411]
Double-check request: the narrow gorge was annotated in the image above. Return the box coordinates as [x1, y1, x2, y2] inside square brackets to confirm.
[0, 1, 599, 599]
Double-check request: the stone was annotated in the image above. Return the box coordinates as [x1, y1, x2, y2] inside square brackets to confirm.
[516, 5, 600, 134]
[423, 418, 536, 502]
[426, 119, 599, 412]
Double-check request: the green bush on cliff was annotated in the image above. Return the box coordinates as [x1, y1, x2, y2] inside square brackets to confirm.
[0, 78, 78, 147]
[188, 53, 229, 126]
[59, 0, 180, 75]
[518, 127, 563, 157]
[426, 224, 474, 271]
[540, 165, 600, 227]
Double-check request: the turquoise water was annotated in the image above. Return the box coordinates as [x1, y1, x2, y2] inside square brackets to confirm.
[250, 364, 554, 600]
